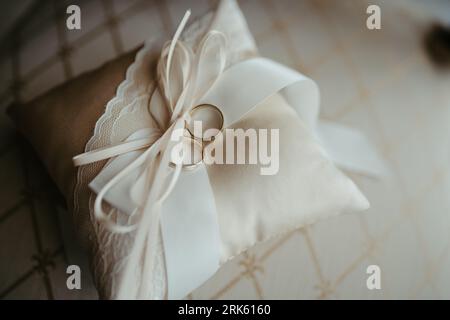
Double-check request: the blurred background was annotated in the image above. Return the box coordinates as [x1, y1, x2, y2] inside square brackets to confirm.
[0, 0, 449, 299]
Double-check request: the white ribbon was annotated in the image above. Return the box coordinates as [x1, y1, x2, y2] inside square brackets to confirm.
[74, 10, 386, 300]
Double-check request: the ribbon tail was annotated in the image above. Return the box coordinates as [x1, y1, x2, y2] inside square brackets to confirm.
[138, 156, 182, 299]
[116, 153, 162, 300]
[73, 133, 160, 167]
[116, 205, 155, 299]
[117, 120, 185, 299]
[160, 163, 221, 299]
[316, 120, 388, 177]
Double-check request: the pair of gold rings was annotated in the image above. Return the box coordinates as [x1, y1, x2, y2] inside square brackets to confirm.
[169, 104, 224, 170]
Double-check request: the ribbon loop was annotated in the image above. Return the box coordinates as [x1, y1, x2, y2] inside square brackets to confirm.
[190, 30, 227, 104]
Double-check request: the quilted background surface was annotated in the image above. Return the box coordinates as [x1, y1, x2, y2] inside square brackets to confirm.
[0, 0, 449, 299]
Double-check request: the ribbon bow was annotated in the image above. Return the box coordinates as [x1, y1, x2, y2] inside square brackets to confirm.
[73, 10, 228, 299]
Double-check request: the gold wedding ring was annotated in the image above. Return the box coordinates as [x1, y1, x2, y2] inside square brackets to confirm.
[186, 104, 224, 142]
[170, 104, 224, 170]
[169, 136, 204, 171]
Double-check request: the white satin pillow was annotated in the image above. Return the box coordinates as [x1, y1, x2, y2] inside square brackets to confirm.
[74, 0, 370, 299]
[208, 93, 369, 260]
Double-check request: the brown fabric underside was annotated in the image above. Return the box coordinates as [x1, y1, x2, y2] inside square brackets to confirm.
[8, 48, 139, 209]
